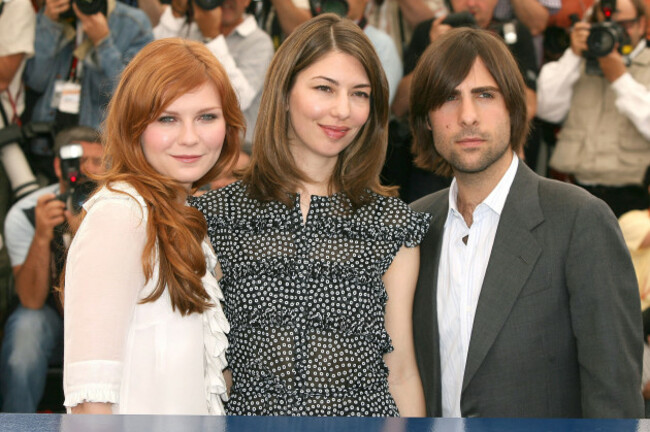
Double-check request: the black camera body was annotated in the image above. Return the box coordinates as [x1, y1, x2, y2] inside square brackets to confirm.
[193, 0, 224, 11]
[59, 0, 107, 18]
[75, 0, 106, 14]
[586, 20, 630, 57]
[442, 11, 477, 28]
[586, 0, 632, 57]
[57, 143, 96, 215]
[583, 0, 633, 75]
[309, 0, 348, 18]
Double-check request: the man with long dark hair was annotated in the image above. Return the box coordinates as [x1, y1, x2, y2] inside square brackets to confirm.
[410, 27, 643, 418]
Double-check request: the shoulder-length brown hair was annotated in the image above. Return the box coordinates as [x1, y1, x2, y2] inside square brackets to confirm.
[242, 13, 395, 209]
[410, 27, 529, 177]
[82, 38, 243, 315]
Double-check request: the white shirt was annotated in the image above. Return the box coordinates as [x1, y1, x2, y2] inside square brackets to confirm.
[536, 41, 650, 140]
[437, 155, 519, 417]
[63, 183, 229, 414]
[4, 183, 59, 267]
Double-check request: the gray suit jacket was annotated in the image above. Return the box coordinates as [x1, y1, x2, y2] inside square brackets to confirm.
[411, 162, 644, 418]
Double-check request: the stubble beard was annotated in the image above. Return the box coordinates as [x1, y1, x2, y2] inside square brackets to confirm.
[436, 126, 511, 175]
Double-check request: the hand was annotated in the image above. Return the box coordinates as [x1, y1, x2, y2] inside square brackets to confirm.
[34, 193, 66, 243]
[193, 4, 221, 40]
[570, 21, 590, 56]
[429, 15, 452, 44]
[170, 0, 189, 17]
[597, 47, 627, 83]
[44, 0, 71, 22]
[73, 3, 110, 46]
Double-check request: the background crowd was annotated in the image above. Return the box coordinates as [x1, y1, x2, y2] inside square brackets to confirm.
[0, 0, 649, 415]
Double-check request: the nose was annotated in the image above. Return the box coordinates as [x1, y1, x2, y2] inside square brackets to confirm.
[458, 97, 478, 126]
[180, 121, 199, 146]
[331, 93, 351, 120]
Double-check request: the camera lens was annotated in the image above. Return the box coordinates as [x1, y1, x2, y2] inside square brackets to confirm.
[586, 25, 617, 57]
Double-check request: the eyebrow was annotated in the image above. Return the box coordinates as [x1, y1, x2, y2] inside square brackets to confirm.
[312, 76, 371, 89]
[471, 86, 501, 94]
[161, 106, 223, 114]
[447, 86, 501, 97]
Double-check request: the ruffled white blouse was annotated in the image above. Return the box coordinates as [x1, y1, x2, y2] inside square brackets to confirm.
[63, 183, 229, 414]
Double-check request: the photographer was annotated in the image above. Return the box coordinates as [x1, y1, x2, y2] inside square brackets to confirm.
[0, 126, 102, 413]
[537, 0, 650, 218]
[24, 0, 152, 130]
[153, 0, 273, 152]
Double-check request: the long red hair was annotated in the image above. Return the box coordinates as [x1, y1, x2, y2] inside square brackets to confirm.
[95, 38, 244, 314]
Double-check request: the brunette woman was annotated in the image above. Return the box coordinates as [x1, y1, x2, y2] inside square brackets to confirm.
[192, 14, 429, 417]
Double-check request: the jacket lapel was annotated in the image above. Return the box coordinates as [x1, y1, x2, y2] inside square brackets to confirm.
[462, 163, 545, 392]
[414, 192, 449, 416]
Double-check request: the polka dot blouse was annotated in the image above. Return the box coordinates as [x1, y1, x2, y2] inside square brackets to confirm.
[191, 181, 431, 417]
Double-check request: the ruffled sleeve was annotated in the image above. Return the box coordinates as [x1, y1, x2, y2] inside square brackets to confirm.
[201, 238, 230, 415]
[402, 205, 432, 248]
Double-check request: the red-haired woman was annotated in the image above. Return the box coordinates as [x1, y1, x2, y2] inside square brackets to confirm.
[62, 38, 245, 415]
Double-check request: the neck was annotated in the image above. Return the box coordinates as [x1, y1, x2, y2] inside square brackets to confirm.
[454, 152, 513, 227]
[290, 149, 338, 197]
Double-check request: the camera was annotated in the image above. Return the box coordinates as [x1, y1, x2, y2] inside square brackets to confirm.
[586, 21, 630, 57]
[586, 0, 631, 59]
[583, 0, 633, 75]
[185, 0, 225, 21]
[60, 0, 107, 18]
[57, 143, 96, 214]
[193, 0, 224, 10]
[75, 0, 106, 14]
[309, 0, 348, 17]
[442, 11, 477, 28]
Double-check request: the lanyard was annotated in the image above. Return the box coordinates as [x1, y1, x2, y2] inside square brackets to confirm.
[67, 24, 85, 82]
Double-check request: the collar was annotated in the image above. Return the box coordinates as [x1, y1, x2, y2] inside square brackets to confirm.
[447, 152, 519, 221]
[233, 14, 257, 37]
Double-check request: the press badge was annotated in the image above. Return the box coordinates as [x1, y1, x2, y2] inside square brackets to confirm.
[50, 80, 65, 109]
[58, 81, 82, 114]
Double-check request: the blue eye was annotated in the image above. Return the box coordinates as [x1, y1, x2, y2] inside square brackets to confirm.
[478, 92, 495, 99]
[200, 113, 219, 121]
[158, 115, 175, 123]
